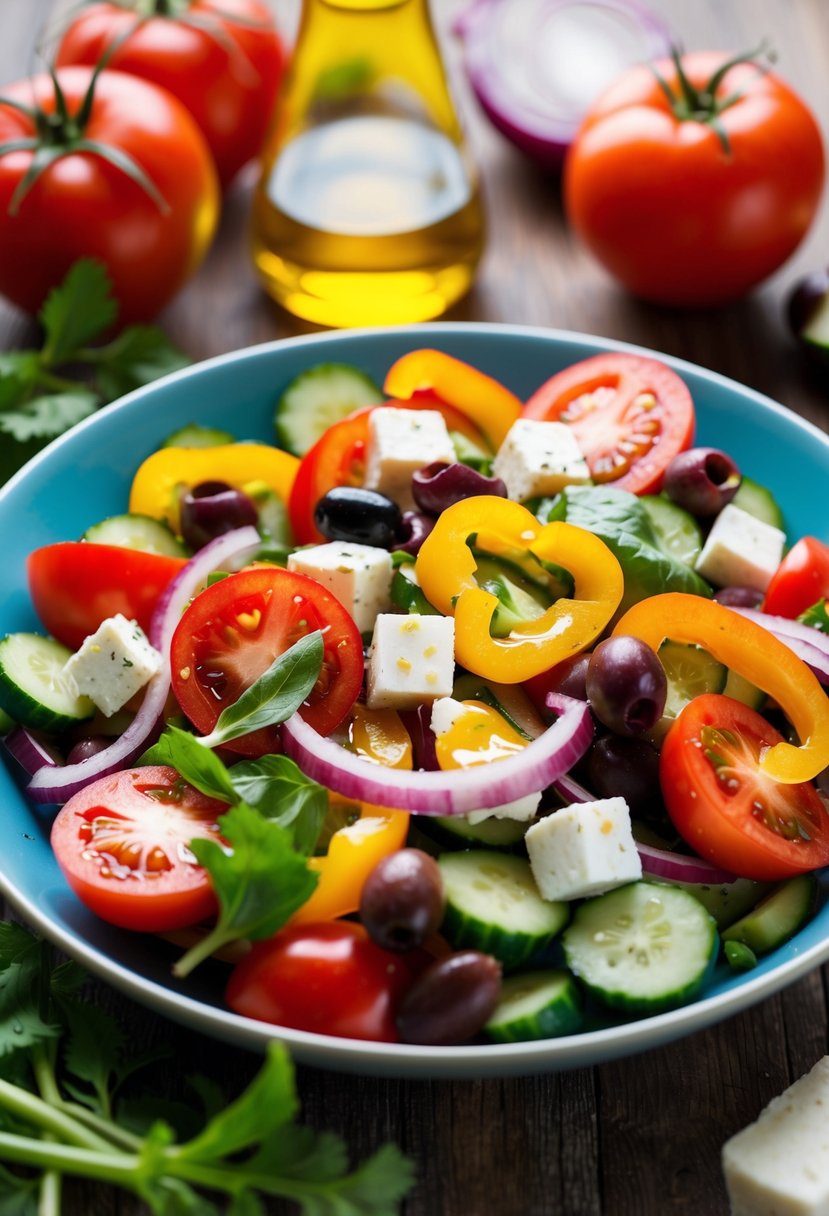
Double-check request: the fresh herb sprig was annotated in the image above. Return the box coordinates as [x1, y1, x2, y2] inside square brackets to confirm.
[0, 258, 189, 485]
[0, 921, 414, 1214]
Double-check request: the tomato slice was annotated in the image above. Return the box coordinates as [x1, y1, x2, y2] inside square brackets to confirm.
[170, 566, 363, 755]
[50, 766, 226, 933]
[660, 694, 829, 881]
[522, 353, 695, 495]
[763, 537, 829, 619]
[27, 542, 187, 651]
[225, 921, 413, 1041]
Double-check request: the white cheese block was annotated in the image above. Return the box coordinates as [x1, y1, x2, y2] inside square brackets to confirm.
[362, 407, 455, 510]
[366, 613, 455, 710]
[63, 615, 162, 717]
[287, 541, 392, 634]
[694, 503, 786, 592]
[492, 418, 591, 502]
[525, 797, 642, 902]
[722, 1056, 829, 1216]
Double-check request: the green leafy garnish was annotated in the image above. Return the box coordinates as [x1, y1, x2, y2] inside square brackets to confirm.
[0, 259, 189, 485]
[0, 922, 414, 1212]
[798, 599, 829, 634]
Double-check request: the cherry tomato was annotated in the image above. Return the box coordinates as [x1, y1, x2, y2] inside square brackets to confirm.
[56, 1, 287, 189]
[51, 767, 226, 932]
[660, 694, 829, 881]
[27, 542, 187, 651]
[225, 921, 413, 1041]
[0, 68, 219, 324]
[763, 537, 829, 619]
[523, 353, 695, 494]
[564, 51, 824, 307]
[170, 566, 363, 755]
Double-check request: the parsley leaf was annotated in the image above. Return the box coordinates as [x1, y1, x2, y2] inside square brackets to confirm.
[91, 326, 191, 401]
[0, 390, 99, 442]
[229, 755, 328, 856]
[39, 259, 117, 365]
[798, 598, 829, 633]
[141, 725, 239, 804]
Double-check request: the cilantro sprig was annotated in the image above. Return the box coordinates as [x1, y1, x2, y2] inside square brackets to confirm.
[0, 922, 414, 1213]
[0, 258, 189, 485]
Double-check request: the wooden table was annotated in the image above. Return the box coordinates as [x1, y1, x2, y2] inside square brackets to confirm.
[2, 1, 829, 1212]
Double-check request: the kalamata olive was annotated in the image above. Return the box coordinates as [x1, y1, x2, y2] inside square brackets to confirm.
[396, 951, 502, 1046]
[713, 585, 765, 610]
[586, 636, 667, 736]
[787, 268, 829, 362]
[180, 480, 259, 550]
[411, 461, 508, 515]
[391, 510, 435, 557]
[360, 849, 445, 952]
[585, 734, 662, 817]
[66, 736, 112, 765]
[529, 654, 591, 707]
[314, 486, 402, 548]
[663, 447, 741, 518]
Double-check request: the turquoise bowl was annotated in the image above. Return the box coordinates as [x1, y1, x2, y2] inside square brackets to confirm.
[1, 323, 827, 1079]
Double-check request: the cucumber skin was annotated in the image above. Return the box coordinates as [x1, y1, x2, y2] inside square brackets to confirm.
[485, 971, 584, 1043]
[721, 874, 816, 955]
[0, 635, 94, 733]
[440, 900, 566, 971]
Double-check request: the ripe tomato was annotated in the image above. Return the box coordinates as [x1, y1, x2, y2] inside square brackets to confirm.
[56, 1, 286, 189]
[51, 767, 226, 932]
[27, 542, 187, 651]
[523, 353, 695, 494]
[763, 537, 829, 619]
[660, 694, 829, 881]
[170, 566, 363, 755]
[564, 51, 824, 306]
[0, 68, 219, 324]
[226, 921, 413, 1041]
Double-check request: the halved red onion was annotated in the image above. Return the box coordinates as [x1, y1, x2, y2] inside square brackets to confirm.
[456, 0, 672, 169]
[282, 692, 593, 816]
[26, 525, 261, 806]
[4, 727, 61, 776]
[733, 607, 829, 685]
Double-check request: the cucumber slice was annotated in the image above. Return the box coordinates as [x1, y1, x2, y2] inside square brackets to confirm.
[664, 876, 770, 930]
[274, 363, 384, 456]
[390, 563, 441, 615]
[562, 881, 718, 1013]
[485, 970, 583, 1042]
[438, 850, 569, 970]
[429, 815, 528, 849]
[0, 634, 94, 732]
[162, 423, 236, 449]
[641, 495, 703, 567]
[449, 430, 492, 471]
[241, 482, 292, 546]
[732, 476, 784, 530]
[0, 706, 15, 734]
[83, 513, 188, 557]
[722, 669, 766, 710]
[650, 640, 726, 742]
[721, 874, 816, 955]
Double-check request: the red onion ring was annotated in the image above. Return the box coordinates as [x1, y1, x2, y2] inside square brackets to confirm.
[282, 692, 593, 816]
[26, 525, 261, 806]
[3, 727, 61, 776]
[733, 607, 829, 684]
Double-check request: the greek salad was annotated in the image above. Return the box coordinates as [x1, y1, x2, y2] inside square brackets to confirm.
[2, 346, 829, 1049]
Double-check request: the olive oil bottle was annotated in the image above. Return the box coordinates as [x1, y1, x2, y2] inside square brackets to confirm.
[250, 0, 485, 327]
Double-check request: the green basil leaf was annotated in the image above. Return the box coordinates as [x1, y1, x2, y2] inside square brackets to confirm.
[39, 258, 117, 365]
[142, 726, 239, 805]
[229, 755, 327, 855]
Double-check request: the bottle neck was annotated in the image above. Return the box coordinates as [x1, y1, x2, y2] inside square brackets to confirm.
[312, 0, 418, 9]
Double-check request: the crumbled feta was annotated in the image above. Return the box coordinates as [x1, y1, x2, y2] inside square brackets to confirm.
[63, 615, 162, 717]
[722, 1056, 829, 1216]
[366, 613, 455, 709]
[287, 541, 392, 634]
[362, 407, 455, 510]
[492, 418, 591, 502]
[525, 797, 642, 901]
[694, 503, 786, 592]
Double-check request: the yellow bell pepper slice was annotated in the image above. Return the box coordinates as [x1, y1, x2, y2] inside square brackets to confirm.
[129, 443, 299, 532]
[614, 593, 829, 784]
[383, 349, 522, 449]
[416, 496, 624, 683]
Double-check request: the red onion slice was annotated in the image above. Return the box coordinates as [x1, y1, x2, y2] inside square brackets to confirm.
[733, 607, 829, 685]
[282, 692, 593, 816]
[26, 525, 261, 806]
[4, 727, 61, 776]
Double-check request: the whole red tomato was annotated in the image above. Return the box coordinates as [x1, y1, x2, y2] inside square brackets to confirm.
[564, 51, 824, 307]
[0, 68, 219, 324]
[56, 0, 287, 188]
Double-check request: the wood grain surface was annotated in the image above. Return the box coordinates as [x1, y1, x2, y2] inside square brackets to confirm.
[1, 2, 828, 1212]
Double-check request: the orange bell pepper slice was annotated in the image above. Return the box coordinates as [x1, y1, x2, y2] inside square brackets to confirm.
[614, 593, 829, 784]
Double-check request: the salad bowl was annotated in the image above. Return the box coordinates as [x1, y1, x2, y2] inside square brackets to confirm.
[1, 321, 828, 1080]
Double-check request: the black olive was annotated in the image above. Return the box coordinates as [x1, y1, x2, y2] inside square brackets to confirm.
[314, 486, 403, 548]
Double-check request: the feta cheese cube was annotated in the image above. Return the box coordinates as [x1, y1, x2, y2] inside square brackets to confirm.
[525, 797, 642, 902]
[366, 613, 454, 709]
[63, 615, 162, 717]
[492, 419, 591, 502]
[722, 1056, 829, 1216]
[694, 503, 786, 592]
[287, 541, 392, 634]
[363, 407, 455, 510]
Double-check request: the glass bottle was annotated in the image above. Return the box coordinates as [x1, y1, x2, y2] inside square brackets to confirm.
[250, 0, 485, 328]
